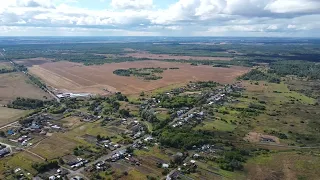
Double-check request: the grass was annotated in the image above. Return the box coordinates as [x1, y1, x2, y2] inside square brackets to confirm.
[0, 151, 44, 178]
[127, 169, 147, 180]
[150, 83, 185, 95]
[30, 133, 79, 160]
[194, 120, 236, 132]
[245, 151, 320, 180]
[134, 145, 170, 161]
[0, 107, 30, 126]
[155, 111, 170, 121]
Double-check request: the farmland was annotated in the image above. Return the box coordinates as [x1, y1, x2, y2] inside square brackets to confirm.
[0, 37, 319, 180]
[29, 60, 248, 95]
[0, 72, 51, 105]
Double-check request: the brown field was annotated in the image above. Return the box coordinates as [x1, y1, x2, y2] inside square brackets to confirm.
[0, 107, 29, 127]
[29, 61, 249, 95]
[0, 72, 51, 105]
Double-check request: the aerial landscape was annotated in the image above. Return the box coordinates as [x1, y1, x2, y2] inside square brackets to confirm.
[0, 36, 319, 180]
[1, 0, 320, 180]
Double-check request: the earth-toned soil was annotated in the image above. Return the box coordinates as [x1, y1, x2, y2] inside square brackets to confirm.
[0, 72, 51, 105]
[29, 60, 249, 95]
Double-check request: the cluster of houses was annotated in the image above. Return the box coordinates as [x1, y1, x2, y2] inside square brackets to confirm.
[74, 112, 101, 122]
[195, 144, 223, 154]
[207, 83, 244, 105]
[85, 161, 111, 172]
[56, 93, 92, 99]
[172, 111, 205, 128]
[124, 120, 146, 139]
[14, 135, 32, 146]
[18, 113, 63, 135]
[106, 149, 127, 162]
[47, 169, 68, 180]
[63, 155, 88, 169]
[98, 139, 121, 151]
[131, 136, 155, 150]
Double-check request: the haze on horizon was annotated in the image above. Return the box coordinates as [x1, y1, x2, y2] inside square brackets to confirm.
[0, 0, 320, 37]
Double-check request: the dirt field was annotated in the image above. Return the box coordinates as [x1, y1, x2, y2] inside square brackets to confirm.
[0, 72, 51, 105]
[29, 61, 249, 95]
[244, 132, 280, 144]
[0, 107, 29, 127]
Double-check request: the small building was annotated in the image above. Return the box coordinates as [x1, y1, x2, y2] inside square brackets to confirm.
[162, 163, 169, 168]
[0, 148, 10, 157]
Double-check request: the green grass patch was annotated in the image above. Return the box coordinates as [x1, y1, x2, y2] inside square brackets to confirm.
[194, 120, 236, 132]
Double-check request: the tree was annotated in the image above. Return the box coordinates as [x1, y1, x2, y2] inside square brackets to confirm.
[0, 131, 5, 137]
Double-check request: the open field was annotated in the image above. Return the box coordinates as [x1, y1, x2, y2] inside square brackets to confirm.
[118, 51, 233, 61]
[30, 119, 122, 160]
[0, 151, 44, 178]
[0, 62, 13, 70]
[0, 107, 29, 127]
[245, 151, 320, 180]
[0, 72, 51, 105]
[29, 61, 249, 95]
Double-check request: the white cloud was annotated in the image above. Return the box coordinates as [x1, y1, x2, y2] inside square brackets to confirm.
[0, 0, 320, 36]
[265, 0, 320, 14]
[111, 0, 153, 10]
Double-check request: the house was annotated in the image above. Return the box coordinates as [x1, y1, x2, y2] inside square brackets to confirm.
[166, 170, 180, 180]
[193, 154, 200, 159]
[7, 130, 14, 135]
[0, 148, 10, 157]
[144, 136, 154, 142]
[162, 163, 169, 168]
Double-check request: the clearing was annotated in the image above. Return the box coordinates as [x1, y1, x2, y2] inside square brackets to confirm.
[29, 60, 249, 95]
[0, 72, 51, 105]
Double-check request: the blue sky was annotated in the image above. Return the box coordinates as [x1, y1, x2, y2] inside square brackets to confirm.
[0, 0, 320, 37]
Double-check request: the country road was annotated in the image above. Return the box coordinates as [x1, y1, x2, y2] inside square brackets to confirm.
[0, 121, 19, 130]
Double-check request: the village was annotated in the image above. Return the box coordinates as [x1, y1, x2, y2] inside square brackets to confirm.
[0, 80, 261, 180]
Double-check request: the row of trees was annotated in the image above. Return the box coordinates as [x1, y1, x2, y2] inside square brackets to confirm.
[0, 68, 16, 74]
[158, 95, 197, 108]
[159, 128, 214, 149]
[8, 97, 44, 110]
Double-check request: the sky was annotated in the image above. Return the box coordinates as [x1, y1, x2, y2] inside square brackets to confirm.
[0, 0, 320, 37]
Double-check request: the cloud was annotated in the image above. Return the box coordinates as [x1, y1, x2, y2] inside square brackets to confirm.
[111, 0, 153, 10]
[265, 0, 320, 14]
[0, 0, 319, 36]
